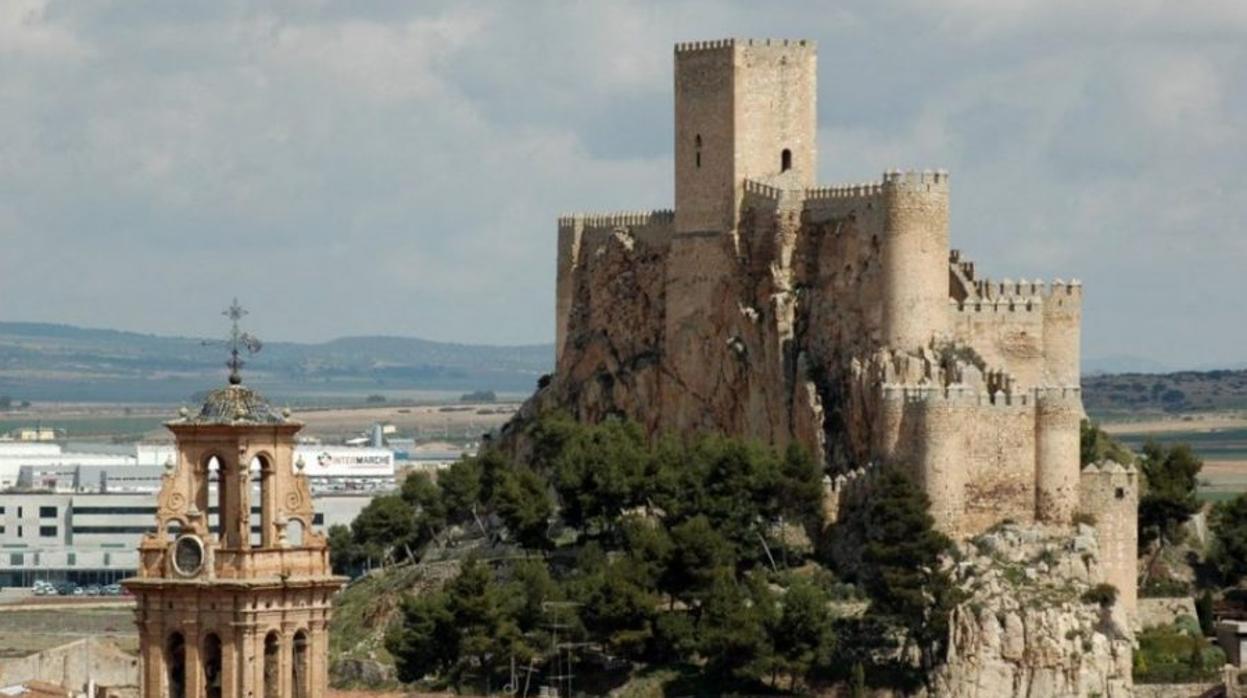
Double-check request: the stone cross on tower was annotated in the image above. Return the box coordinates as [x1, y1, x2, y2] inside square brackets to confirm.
[123, 305, 344, 698]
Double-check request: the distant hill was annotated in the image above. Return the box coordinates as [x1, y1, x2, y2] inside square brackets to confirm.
[0, 322, 553, 404]
[1083, 369, 1247, 416]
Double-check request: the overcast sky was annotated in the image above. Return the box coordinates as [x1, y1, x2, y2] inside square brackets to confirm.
[0, 1, 1243, 369]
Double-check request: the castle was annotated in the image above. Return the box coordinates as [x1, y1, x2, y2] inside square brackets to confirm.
[549, 39, 1137, 612]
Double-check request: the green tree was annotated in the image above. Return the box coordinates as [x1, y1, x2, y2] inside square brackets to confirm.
[1139, 440, 1202, 549]
[490, 463, 553, 549]
[438, 457, 482, 525]
[443, 560, 524, 692]
[387, 591, 458, 684]
[349, 495, 418, 564]
[569, 543, 662, 659]
[662, 515, 734, 606]
[1212, 493, 1247, 584]
[326, 523, 362, 576]
[858, 469, 958, 670]
[549, 417, 650, 537]
[697, 571, 773, 684]
[768, 574, 836, 690]
[401, 472, 448, 543]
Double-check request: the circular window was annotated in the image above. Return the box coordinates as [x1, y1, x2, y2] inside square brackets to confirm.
[172, 535, 205, 577]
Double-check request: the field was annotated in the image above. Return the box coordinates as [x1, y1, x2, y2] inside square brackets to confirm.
[0, 593, 136, 657]
[1102, 413, 1247, 502]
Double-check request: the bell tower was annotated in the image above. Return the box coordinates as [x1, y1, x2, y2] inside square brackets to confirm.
[123, 302, 345, 698]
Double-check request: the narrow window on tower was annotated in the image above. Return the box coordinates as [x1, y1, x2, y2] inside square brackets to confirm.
[781, 148, 792, 172]
[695, 134, 702, 168]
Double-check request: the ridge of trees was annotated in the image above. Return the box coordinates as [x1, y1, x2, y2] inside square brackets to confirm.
[329, 412, 958, 694]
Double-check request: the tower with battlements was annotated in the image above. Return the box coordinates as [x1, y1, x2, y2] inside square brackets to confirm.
[546, 38, 1135, 615]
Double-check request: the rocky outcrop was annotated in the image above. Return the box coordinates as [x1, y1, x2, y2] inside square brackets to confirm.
[932, 524, 1134, 698]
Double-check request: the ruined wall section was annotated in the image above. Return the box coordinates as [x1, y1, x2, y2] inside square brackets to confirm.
[1080, 462, 1140, 617]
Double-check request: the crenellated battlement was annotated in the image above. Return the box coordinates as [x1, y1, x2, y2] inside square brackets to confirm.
[878, 382, 1081, 409]
[972, 277, 1083, 301]
[804, 181, 885, 200]
[742, 178, 785, 200]
[951, 296, 1044, 313]
[950, 249, 977, 281]
[823, 460, 881, 524]
[882, 168, 950, 191]
[674, 38, 815, 53]
[558, 209, 676, 229]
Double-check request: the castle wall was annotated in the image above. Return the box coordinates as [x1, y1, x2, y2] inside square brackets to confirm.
[1080, 463, 1139, 618]
[950, 279, 1083, 391]
[797, 186, 889, 356]
[880, 171, 950, 353]
[884, 387, 1038, 539]
[963, 398, 1038, 535]
[950, 296, 1046, 390]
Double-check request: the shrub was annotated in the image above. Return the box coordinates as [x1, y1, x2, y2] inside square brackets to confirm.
[1134, 623, 1224, 684]
[1081, 583, 1118, 608]
[1140, 577, 1191, 598]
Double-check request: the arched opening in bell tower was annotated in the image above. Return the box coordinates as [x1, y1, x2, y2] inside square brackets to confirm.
[695, 134, 702, 168]
[252, 455, 272, 547]
[781, 148, 792, 172]
[263, 632, 280, 698]
[203, 633, 222, 698]
[293, 630, 310, 698]
[205, 455, 224, 541]
[166, 632, 186, 698]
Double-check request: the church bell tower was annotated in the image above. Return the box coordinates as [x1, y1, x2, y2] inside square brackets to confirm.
[123, 302, 345, 698]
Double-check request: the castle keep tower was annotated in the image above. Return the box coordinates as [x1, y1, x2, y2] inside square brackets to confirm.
[123, 305, 344, 698]
[673, 39, 816, 234]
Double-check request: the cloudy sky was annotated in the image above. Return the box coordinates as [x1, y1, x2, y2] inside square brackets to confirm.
[0, 1, 1243, 369]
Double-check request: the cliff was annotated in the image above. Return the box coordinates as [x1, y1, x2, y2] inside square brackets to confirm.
[932, 523, 1134, 698]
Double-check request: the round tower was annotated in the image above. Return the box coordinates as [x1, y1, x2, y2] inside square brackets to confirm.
[1035, 387, 1083, 523]
[911, 387, 965, 537]
[880, 171, 951, 353]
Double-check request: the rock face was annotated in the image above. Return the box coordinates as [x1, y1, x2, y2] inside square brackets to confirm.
[932, 524, 1134, 698]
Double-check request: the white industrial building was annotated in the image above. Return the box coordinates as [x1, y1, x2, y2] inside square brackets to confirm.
[0, 440, 395, 587]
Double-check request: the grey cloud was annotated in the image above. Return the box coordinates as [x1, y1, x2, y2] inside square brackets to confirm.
[0, 0, 1243, 368]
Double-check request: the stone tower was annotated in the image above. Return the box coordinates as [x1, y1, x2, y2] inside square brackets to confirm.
[673, 38, 816, 234]
[123, 317, 344, 698]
